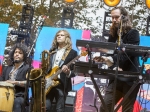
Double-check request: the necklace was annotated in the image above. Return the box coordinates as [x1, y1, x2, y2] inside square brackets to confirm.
[9, 63, 24, 80]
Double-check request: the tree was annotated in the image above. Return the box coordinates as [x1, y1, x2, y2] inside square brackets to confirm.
[1, 0, 149, 36]
[119, 0, 149, 35]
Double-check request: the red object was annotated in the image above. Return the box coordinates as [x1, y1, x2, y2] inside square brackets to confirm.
[133, 100, 143, 112]
[74, 87, 84, 112]
[0, 60, 2, 75]
[116, 98, 143, 112]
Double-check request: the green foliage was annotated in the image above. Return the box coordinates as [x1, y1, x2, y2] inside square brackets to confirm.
[0, 0, 149, 35]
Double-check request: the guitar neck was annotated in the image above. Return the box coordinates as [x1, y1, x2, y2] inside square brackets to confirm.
[66, 55, 80, 67]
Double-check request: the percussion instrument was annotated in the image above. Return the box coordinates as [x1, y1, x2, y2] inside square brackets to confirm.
[0, 82, 14, 112]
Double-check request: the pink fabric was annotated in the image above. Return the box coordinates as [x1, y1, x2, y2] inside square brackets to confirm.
[0, 56, 3, 60]
[0, 56, 3, 75]
[82, 30, 91, 40]
[0, 61, 2, 75]
[32, 60, 41, 68]
[71, 76, 85, 85]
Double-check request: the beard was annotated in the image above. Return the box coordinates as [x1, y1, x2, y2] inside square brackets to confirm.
[110, 22, 120, 39]
[112, 22, 120, 29]
[13, 59, 23, 63]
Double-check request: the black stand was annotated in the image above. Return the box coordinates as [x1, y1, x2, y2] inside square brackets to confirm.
[104, 17, 123, 112]
[110, 47, 121, 112]
[91, 17, 142, 112]
[111, 17, 148, 112]
[86, 44, 109, 112]
[114, 52, 148, 112]
[22, 22, 44, 112]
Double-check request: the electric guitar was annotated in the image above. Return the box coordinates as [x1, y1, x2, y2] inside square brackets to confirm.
[45, 51, 87, 95]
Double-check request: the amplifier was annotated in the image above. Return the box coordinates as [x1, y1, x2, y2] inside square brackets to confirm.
[50, 90, 77, 112]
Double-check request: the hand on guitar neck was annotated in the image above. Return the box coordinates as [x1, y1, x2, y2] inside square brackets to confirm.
[62, 65, 70, 75]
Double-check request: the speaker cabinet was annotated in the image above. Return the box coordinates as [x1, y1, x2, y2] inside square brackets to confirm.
[50, 90, 77, 112]
[51, 104, 74, 112]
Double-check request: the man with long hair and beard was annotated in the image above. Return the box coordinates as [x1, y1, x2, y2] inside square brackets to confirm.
[0, 43, 29, 112]
[46, 30, 77, 112]
[99, 6, 141, 112]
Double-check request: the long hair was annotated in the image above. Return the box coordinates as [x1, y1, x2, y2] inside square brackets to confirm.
[49, 30, 72, 52]
[110, 6, 132, 38]
[9, 43, 28, 65]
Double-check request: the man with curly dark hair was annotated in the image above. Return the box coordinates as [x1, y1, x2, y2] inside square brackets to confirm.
[0, 43, 29, 112]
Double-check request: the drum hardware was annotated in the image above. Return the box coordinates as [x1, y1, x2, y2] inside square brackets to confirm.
[5, 91, 10, 100]
[5, 87, 11, 100]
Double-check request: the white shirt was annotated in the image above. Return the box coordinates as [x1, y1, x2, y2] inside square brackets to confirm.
[53, 47, 72, 78]
[53, 47, 66, 68]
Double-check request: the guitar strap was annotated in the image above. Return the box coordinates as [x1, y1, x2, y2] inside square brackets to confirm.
[59, 48, 71, 67]
[62, 48, 71, 61]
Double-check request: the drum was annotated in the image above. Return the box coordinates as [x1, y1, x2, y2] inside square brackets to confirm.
[0, 82, 14, 112]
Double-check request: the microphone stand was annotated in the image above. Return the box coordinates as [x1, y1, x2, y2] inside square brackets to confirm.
[112, 17, 144, 112]
[22, 23, 44, 112]
[111, 19, 123, 112]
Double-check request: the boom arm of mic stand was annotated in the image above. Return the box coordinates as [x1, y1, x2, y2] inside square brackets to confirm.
[118, 18, 123, 46]
[22, 25, 43, 112]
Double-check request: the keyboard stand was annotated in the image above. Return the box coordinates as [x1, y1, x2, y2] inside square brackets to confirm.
[86, 44, 109, 112]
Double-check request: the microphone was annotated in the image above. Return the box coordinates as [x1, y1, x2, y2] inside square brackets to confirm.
[121, 15, 125, 19]
[121, 15, 128, 22]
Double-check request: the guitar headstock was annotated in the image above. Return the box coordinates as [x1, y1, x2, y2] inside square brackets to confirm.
[80, 50, 88, 56]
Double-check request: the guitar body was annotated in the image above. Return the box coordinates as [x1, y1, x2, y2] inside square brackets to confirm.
[45, 66, 60, 95]
[46, 66, 59, 79]
[45, 50, 87, 95]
